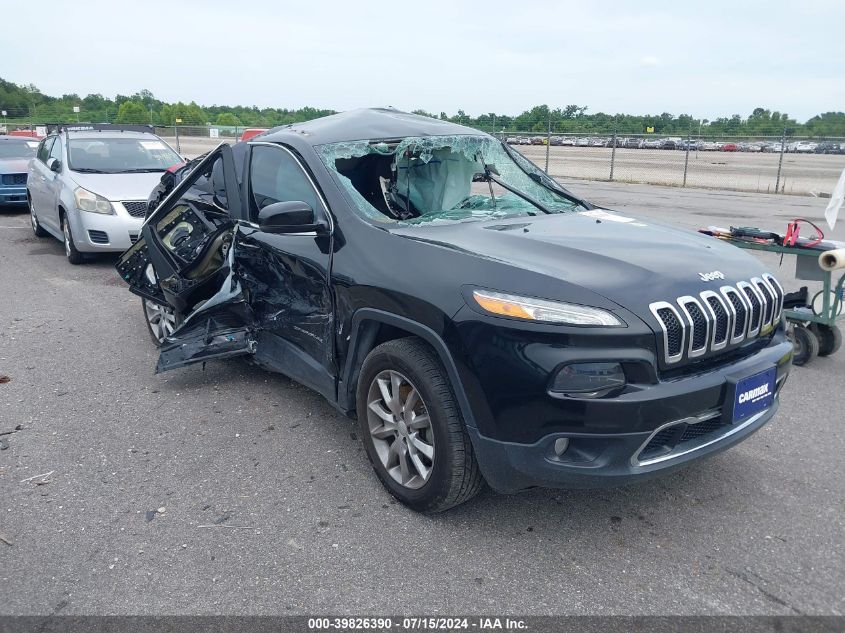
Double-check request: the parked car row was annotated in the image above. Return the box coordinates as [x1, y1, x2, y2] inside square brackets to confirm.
[503, 136, 845, 154]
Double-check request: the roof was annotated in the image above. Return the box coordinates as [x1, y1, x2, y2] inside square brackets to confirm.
[261, 108, 486, 146]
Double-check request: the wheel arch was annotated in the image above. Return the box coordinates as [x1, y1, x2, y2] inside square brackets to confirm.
[338, 308, 478, 429]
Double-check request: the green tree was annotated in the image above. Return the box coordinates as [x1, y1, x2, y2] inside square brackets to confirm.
[115, 100, 150, 124]
[215, 112, 241, 126]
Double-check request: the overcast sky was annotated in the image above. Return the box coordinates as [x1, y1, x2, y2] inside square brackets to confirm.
[2, 0, 843, 121]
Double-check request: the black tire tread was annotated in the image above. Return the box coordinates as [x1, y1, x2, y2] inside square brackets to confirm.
[62, 216, 85, 265]
[359, 337, 485, 512]
[791, 325, 819, 366]
[814, 324, 842, 357]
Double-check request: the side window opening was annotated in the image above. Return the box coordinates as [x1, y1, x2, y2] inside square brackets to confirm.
[38, 137, 55, 163]
[249, 145, 320, 222]
[49, 137, 63, 162]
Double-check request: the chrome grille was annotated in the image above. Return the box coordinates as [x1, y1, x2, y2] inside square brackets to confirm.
[651, 277, 783, 364]
[122, 200, 148, 217]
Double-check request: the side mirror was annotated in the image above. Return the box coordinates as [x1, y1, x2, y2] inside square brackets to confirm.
[47, 157, 61, 173]
[257, 201, 326, 234]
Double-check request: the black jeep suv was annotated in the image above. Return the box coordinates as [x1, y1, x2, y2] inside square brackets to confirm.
[117, 109, 792, 512]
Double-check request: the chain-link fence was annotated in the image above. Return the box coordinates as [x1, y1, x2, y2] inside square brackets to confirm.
[506, 131, 845, 196]
[4, 120, 844, 196]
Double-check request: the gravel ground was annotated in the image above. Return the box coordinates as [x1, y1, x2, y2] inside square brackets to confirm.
[0, 182, 843, 616]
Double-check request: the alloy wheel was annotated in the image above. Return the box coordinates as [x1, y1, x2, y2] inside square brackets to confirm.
[366, 370, 435, 489]
[143, 299, 178, 343]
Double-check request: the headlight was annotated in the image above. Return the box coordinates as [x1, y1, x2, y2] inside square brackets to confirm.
[472, 289, 624, 326]
[74, 187, 114, 215]
[550, 362, 626, 397]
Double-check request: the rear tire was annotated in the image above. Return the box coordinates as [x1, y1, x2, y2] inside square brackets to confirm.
[29, 195, 47, 237]
[356, 338, 485, 513]
[790, 325, 819, 366]
[62, 216, 85, 265]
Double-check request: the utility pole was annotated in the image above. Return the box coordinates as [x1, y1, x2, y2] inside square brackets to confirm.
[683, 125, 691, 187]
[545, 110, 551, 174]
[609, 115, 618, 181]
[175, 117, 182, 153]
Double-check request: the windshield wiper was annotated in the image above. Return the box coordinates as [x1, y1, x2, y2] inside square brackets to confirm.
[71, 167, 110, 174]
[119, 168, 167, 173]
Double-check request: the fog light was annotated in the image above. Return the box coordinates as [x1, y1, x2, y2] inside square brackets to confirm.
[551, 362, 626, 398]
[553, 438, 570, 456]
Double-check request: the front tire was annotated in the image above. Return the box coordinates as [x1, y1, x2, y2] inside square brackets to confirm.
[29, 195, 47, 237]
[142, 298, 181, 347]
[62, 217, 85, 265]
[356, 338, 484, 513]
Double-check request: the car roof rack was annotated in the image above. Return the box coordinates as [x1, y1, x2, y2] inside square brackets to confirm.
[45, 123, 155, 135]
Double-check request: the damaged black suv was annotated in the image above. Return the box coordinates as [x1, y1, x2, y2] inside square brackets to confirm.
[117, 108, 792, 512]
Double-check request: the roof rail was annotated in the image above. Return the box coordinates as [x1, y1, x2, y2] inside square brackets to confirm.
[45, 123, 155, 135]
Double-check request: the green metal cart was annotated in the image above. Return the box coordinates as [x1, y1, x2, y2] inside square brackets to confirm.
[727, 240, 844, 366]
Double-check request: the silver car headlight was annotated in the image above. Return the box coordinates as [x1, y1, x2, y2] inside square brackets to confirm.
[472, 289, 625, 326]
[74, 187, 114, 215]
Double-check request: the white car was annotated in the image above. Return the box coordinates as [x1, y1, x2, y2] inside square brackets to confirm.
[27, 125, 183, 264]
[793, 141, 818, 153]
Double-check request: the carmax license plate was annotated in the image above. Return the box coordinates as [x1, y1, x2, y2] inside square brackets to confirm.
[732, 367, 776, 423]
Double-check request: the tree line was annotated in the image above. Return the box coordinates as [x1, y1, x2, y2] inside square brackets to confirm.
[2, 77, 844, 138]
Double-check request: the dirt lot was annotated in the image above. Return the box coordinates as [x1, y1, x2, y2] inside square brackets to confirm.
[1, 181, 843, 616]
[162, 134, 845, 196]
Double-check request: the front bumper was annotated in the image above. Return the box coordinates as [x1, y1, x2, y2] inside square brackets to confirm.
[69, 202, 143, 253]
[0, 186, 27, 205]
[460, 328, 792, 493]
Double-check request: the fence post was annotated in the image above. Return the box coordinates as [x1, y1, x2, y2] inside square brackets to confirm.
[774, 127, 786, 194]
[609, 117, 618, 182]
[175, 123, 181, 154]
[545, 112, 551, 174]
[682, 128, 691, 187]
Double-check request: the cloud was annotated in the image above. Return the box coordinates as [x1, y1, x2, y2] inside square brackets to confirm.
[640, 56, 661, 67]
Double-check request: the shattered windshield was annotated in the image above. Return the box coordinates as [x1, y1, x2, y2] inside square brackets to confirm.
[317, 135, 584, 226]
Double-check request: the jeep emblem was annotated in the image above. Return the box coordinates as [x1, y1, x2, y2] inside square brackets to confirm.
[699, 270, 725, 282]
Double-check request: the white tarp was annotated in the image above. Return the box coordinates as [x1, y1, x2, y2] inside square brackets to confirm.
[825, 167, 845, 231]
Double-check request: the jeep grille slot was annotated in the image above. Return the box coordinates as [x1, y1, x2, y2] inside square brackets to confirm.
[762, 274, 784, 324]
[650, 277, 783, 365]
[740, 283, 762, 335]
[755, 280, 775, 325]
[705, 295, 729, 346]
[650, 303, 685, 363]
[680, 298, 708, 354]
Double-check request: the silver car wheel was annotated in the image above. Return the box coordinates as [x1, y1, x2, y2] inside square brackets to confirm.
[143, 299, 178, 343]
[63, 221, 72, 257]
[366, 369, 435, 489]
[30, 208, 38, 232]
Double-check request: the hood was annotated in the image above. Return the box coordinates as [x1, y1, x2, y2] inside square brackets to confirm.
[68, 171, 164, 201]
[390, 209, 771, 314]
[1, 158, 31, 174]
